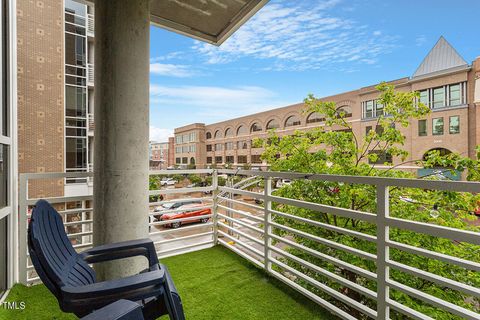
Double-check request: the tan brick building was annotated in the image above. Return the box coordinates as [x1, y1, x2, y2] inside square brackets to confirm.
[17, 0, 95, 198]
[174, 37, 480, 177]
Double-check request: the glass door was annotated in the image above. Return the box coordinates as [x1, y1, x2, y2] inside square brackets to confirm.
[0, 217, 6, 296]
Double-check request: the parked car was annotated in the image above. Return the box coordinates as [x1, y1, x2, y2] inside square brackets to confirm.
[276, 179, 292, 188]
[160, 178, 177, 186]
[153, 199, 202, 221]
[160, 203, 211, 228]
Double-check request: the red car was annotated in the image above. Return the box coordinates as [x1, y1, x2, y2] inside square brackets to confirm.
[160, 203, 211, 228]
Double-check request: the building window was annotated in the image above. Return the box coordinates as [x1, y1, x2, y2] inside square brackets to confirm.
[182, 157, 188, 164]
[214, 130, 222, 139]
[285, 115, 301, 127]
[206, 145, 212, 152]
[419, 90, 429, 107]
[65, 86, 86, 117]
[432, 117, 444, 135]
[251, 155, 262, 164]
[237, 141, 248, 150]
[176, 158, 181, 164]
[363, 100, 374, 118]
[215, 156, 223, 164]
[206, 132, 212, 139]
[337, 106, 353, 118]
[449, 84, 461, 106]
[374, 102, 384, 117]
[175, 146, 181, 153]
[306, 112, 324, 124]
[250, 122, 262, 132]
[432, 87, 445, 108]
[215, 143, 223, 151]
[368, 151, 392, 165]
[226, 156, 234, 164]
[418, 120, 427, 136]
[175, 136, 182, 144]
[237, 125, 247, 136]
[266, 119, 280, 130]
[66, 138, 87, 170]
[237, 155, 247, 164]
[362, 100, 385, 119]
[225, 142, 234, 150]
[225, 128, 233, 137]
[449, 116, 460, 134]
[206, 157, 212, 164]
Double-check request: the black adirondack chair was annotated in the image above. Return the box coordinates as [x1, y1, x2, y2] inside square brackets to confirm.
[81, 300, 144, 320]
[28, 199, 185, 320]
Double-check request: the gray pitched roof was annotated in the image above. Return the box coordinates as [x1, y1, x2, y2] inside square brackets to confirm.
[412, 36, 468, 78]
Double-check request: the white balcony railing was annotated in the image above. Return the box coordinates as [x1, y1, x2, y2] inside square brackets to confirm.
[88, 112, 94, 133]
[87, 13, 94, 37]
[87, 63, 94, 86]
[18, 169, 480, 319]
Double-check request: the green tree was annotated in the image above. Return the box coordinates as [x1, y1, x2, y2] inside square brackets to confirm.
[257, 83, 480, 319]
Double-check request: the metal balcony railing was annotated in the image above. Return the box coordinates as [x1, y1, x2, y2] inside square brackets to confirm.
[88, 113, 94, 132]
[87, 13, 94, 37]
[18, 169, 480, 319]
[87, 63, 94, 86]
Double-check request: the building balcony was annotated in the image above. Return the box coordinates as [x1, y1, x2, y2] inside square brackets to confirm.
[7, 169, 480, 319]
[87, 13, 94, 37]
[87, 63, 94, 86]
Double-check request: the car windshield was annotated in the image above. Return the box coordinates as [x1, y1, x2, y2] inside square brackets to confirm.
[161, 203, 175, 209]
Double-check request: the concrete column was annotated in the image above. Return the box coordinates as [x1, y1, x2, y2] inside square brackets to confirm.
[93, 0, 150, 280]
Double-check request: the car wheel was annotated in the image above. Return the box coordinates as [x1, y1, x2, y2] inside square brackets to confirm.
[200, 218, 209, 223]
[172, 221, 181, 228]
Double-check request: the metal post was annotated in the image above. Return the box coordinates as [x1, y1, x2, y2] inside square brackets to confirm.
[18, 174, 28, 285]
[212, 170, 219, 245]
[376, 184, 390, 319]
[263, 176, 272, 272]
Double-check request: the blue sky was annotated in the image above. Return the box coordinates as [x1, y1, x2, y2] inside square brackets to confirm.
[149, 0, 480, 142]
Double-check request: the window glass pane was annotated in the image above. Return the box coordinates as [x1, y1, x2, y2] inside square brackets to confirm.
[306, 112, 324, 124]
[266, 119, 279, 130]
[375, 101, 384, 117]
[65, 0, 86, 16]
[285, 115, 301, 127]
[419, 90, 429, 107]
[449, 116, 460, 134]
[0, 217, 6, 295]
[215, 156, 222, 163]
[225, 128, 233, 137]
[449, 84, 461, 106]
[66, 138, 87, 169]
[251, 123, 262, 132]
[364, 101, 373, 118]
[237, 126, 247, 135]
[432, 117, 444, 135]
[65, 33, 86, 66]
[65, 86, 86, 117]
[418, 120, 427, 136]
[432, 87, 445, 108]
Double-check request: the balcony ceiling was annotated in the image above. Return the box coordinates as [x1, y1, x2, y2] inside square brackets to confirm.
[150, 0, 268, 45]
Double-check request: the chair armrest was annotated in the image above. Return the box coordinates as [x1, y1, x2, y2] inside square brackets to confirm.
[80, 238, 158, 267]
[62, 268, 165, 300]
[81, 300, 144, 320]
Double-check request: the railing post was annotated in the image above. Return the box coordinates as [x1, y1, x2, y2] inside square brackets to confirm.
[376, 184, 390, 319]
[263, 175, 272, 272]
[212, 170, 219, 245]
[18, 174, 28, 285]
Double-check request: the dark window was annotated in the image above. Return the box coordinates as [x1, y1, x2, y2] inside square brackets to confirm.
[206, 145, 212, 152]
[365, 126, 372, 136]
[66, 138, 87, 169]
[306, 112, 324, 124]
[266, 119, 280, 130]
[449, 116, 460, 134]
[237, 126, 247, 136]
[285, 115, 301, 127]
[206, 157, 212, 164]
[182, 157, 188, 164]
[65, 33, 86, 66]
[251, 123, 262, 132]
[176, 158, 181, 164]
[206, 132, 212, 139]
[65, 86, 86, 117]
[215, 156, 223, 163]
[0, 145, 7, 208]
[368, 151, 392, 165]
[418, 120, 427, 136]
[237, 155, 247, 164]
[432, 117, 444, 135]
[251, 155, 262, 164]
[226, 156, 234, 163]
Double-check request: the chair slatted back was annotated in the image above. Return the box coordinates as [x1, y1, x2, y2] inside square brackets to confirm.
[28, 200, 96, 297]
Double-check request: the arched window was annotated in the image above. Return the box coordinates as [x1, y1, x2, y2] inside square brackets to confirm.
[206, 132, 212, 139]
[237, 125, 247, 136]
[336, 106, 352, 118]
[214, 130, 222, 139]
[266, 119, 280, 130]
[250, 122, 262, 133]
[285, 115, 301, 127]
[190, 157, 195, 164]
[225, 128, 233, 137]
[306, 112, 324, 124]
[422, 148, 452, 163]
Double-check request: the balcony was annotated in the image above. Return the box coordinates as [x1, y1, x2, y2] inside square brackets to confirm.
[88, 112, 94, 134]
[87, 13, 94, 37]
[87, 63, 94, 86]
[10, 169, 480, 319]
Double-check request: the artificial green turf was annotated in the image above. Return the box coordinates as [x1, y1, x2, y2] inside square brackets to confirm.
[0, 246, 335, 319]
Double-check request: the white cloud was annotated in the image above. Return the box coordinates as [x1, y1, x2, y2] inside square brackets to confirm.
[150, 84, 292, 121]
[415, 35, 427, 47]
[192, 0, 397, 71]
[150, 63, 198, 78]
[149, 126, 173, 142]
